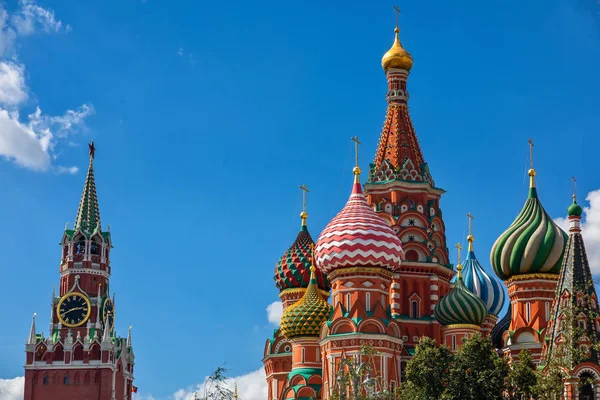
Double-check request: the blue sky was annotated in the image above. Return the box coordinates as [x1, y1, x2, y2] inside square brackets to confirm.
[0, 0, 600, 399]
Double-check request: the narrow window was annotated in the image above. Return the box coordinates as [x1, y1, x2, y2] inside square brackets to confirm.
[526, 302, 531, 322]
[452, 335, 456, 351]
[316, 348, 320, 362]
[545, 302, 550, 322]
[346, 293, 351, 310]
[64, 374, 69, 385]
[579, 320, 586, 330]
[366, 292, 371, 312]
[301, 348, 305, 363]
[381, 294, 386, 307]
[43, 375, 48, 385]
[411, 301, 418, 318]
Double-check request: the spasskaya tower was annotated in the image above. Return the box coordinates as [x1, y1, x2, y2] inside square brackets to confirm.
[23, 142, 135, 400]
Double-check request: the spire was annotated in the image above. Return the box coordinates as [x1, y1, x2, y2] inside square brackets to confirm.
[49, 287, 55, 336]
[27, 313, 37, 344]
[234, 383, 238, 400]
[95, 284, 102, 328]
[102, 313, 111, 343]
[456, 242, 463, 279]
[351, 136, 362, 187]
[74, 141, 101, 235]
[299, 184, 310, 228]
[528, 138, 537, 192]
[466, 213, 474, 252]
[127, 325, 132, 348]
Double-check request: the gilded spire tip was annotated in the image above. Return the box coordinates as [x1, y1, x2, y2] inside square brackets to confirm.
[466, 213, 474, 252]
[528, 138, 536, 188]
[299, 184, 310, 227]
[455, 242, 463, 278]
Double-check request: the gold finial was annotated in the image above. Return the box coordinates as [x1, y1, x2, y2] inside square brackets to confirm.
[528, 138, 536, 188]
[299, 184, 310, 226]
[88, 141, 96, 161]
[572, 176, 577, 202]
[381, 6, 413, 72]
[455, 242, 463, 278]
[466, 213, 474, 252]
[351, 136, 362, 181]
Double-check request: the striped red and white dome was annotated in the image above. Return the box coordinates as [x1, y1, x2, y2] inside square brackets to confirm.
[315, 174, 404, 273]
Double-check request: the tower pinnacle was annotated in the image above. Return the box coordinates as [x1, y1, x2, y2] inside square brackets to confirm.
[74, 141, 101, 235]
[299, 184, 310, 227]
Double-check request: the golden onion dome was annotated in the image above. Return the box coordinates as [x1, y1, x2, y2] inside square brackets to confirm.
[381, 27, 413, 72]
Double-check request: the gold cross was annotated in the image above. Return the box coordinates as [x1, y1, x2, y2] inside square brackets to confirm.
[299, 184, 310, 213]
[351, 136, 362, 168]
[572, 176, 577, 201]
[456, 242, 463, 265]
[528, 138, 534, 170]
[466, 213, 474, 236]
[393, 5, 400, 29]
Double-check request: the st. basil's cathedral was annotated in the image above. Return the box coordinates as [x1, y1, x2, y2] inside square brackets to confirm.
[262, 18, 600, 400]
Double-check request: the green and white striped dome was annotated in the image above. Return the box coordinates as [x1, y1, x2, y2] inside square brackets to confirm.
[490, 170, 568, 281]
[434, 265, 487, 327]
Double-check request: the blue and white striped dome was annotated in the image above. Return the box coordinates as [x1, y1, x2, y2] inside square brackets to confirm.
[455, 235, 506, 317]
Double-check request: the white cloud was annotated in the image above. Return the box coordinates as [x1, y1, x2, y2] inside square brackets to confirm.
[0, 61, 27, 105]
[0, 105, 92, 171]
[266, 301, 282, 326]
[172, 368, 267, 400]
[0, 377, 24, 400]
[555, 189, 600, 274]
[0, 2, 93, 172]
[11, 0, 64, 35]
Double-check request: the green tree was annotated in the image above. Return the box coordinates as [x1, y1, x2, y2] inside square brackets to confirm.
[196, 365, 237, 400]
[507, 349, 538, 400]
[442, 333, 508, 400]
[399, 336, 453, 400]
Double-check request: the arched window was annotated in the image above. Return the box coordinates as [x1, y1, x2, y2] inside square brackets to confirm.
[411, 301, 419, 319]
[525, 303, 531, 322]
[74, 372, 80, 384]
[43, 374, 48, 385]
[405, 250, 419, 262]
[84, 371, 90, 384]
[75, 237, 86, 254]
[366, 292, 371, 312]
[63, 374, 69, 385]
[90, 241, 100, 255]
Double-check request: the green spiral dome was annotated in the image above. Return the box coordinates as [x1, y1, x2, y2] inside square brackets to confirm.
[434, 267, 487, 327]
[490, 184, 568, 281]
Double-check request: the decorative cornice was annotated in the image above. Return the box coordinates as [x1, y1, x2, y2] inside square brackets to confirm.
[443, 324, 481, 331]
[328, 267, 395, 280]
[505, 273, 559, 285]
[279, 288, 330, 299]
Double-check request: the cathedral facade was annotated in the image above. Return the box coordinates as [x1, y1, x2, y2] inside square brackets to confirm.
[263, 17, 600, 400]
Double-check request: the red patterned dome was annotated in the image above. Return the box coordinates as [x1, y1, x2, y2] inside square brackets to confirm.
[315, 169, 404, 273]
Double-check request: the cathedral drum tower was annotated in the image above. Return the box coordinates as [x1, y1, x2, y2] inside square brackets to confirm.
[23, 143, 135, 400]
[364, 14, 453, 348]
[490, 149, 568, 362]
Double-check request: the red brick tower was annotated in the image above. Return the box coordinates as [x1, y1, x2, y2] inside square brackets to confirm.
[364, 18, 453, 350]
[315, 154, 406, 398]
[263, 187, 330, 400]
[24, 142, 135, 400]
[490, 146, 568, 362]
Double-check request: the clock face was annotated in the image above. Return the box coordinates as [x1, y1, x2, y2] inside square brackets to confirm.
[103, 298, 115, 330]
[57, 292, 91, 328]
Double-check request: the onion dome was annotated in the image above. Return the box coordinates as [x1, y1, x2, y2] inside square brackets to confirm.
[490, 168, 568, 281]
[458, 233, 506, 317]
[435, 263, 487, 327]
[280, 266, 331, 339]
[315, 167, 403, 274]
[381, 27, 413, 72]
[274, 215, 330, 292]
[568, 195, 583, 217]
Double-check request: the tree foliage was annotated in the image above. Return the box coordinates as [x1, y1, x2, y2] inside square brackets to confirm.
[196, 365, 237, 400]
[507, 349, 538, 400]
[399, 336, 452, 400]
